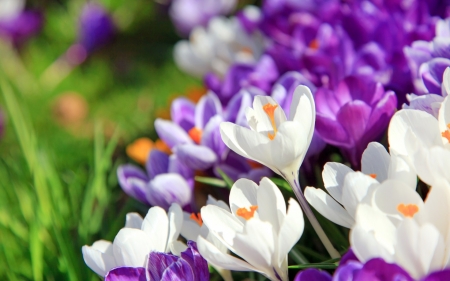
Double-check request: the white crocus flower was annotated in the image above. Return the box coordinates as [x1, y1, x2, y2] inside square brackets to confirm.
[350, 180, 450, 279]
[197, 177, 303, 281]
[389, 94, 450, 186]
[82, 204, 183, 277]
[220, 85, 340, 258]
[174, 15, 264, 78]
[305, 142, 416, 228]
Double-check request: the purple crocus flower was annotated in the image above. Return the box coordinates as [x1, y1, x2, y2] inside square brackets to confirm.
[105, 241, 209, 281]
[205, 55, 279, 104]
[315, 75, 397, 167]
[0, 8, 43, 46]
[169, 0, 236, 36]
[294, 268, 332, 281]
[117, 149, 194, 210]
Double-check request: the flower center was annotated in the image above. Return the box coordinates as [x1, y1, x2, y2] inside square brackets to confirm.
[188, 127, 203, 144]
[263, 103, 278, 140]
[397, 203, 419, 218]
[309, 39, 319, 50]
[369, 174, 377, 179]
[441, 124, 450, 143]
[236, 205, 258, 220]
[190, 212, 203, 226]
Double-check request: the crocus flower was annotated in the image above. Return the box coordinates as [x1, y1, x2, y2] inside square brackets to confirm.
[173, 16, 264, 78]
[403, 93, 444, 118]
[0, 0, 43, 46]
[169, 0, 236, 36]
[350, 180, 450, 280]
[197, 177, 303, 281]
[294, 268, 331, 281]
[104, 241, 209, 281]
[315, 75, 397, 167]
[305, 142, 416, 228]
[220, 85, 340, 258]
[82, 204, 183, 277]
[117, 149, 194, 209]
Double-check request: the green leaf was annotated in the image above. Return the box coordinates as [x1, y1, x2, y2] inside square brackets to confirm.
[288, 262, 338, 269]
[270, 177, 292, 192]
[195, 176, 227, 188]
[216, 168, 234, 189]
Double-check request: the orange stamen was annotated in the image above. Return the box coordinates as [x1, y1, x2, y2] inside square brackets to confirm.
[263, 103, 279, 140]
[126, 138, 154, 164]
[236, 206, 258, 220]
[187, 87, 207, 103]
[369, 174, 377, 179]
[190, 213, 203, 226]
[240, 47, 254, 55]
[309, 39, 319, 50]
[188, 127, 203, 144]
[441, 124, 450, 143]
[397, 203, 419, 218]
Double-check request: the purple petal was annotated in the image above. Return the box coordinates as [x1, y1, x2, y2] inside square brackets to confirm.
[224, 90, 254, 127]
[160, 259, 195, 281]
[422, 269, 450, 281]
[105, 267, 146, 281]
[364, 91, 397, 142]
[180, 241, 209, 281]
[236, 6, 262, 33]
[340, 248, 359, 265]
[78, 4, 115, 53]
[294, 268, 332, 281]
[0, 10, 43, 45]
[168, 154, 195, 183]
[155, 119, 193, 149]
[420, 58, 450, 94]
[336, 100, 372, 146]
[174, 144, 217, 170]
[147, 174, 192, 209]
[171, 97, 196, 131]
[315, 114, 350, 147]
[117, 165, 150, 205]
[334, 261, 363, 281]
[315, 87, 351, 119]
[403, 94, 444, 117]
[201, 115, 228, 160]
[355, 258, 413, 281]
[146, 150, 170, 179]
[195, 92, 222, 129]
[147, 252, 179, 281]
[432, 37, 450, 58]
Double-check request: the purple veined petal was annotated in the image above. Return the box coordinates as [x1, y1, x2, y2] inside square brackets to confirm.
[168, 154, 195, 183]
[420, 58, 450, 94]
[117, 165, 151, 205]
[147, 251, 179, 281]
[78, 3, 115, 53]
[146, 150, 170, 180]
[160, 258, 195, 281]
[403, 94, 444, 118]
[294, 268, 332, 281]
[204, 74, 222, 99]
[339, 75, 375, 104]
[147, 173, 192, 210]
[180, 241, 209, 281]
[432, 37, 450, 59]
[195, 92, 222, 129]
[422, 269, 450, 281]
[356, 258, 414, 281]
[171, 97, 196, 132]
[224, 89, 253, 127]
[220, 63, 254, 102]
[155, 119, 193, 149]
[404, 40, 433, 78]
[174, 143, 217, 170]
[333, 261, 363, 281]
[105, 267, 147, 281]
[247, 54, 280, 92]
[336, 100, 372, 146]
[201, 115, 228, 160]
[364, 91, 397, 142]
[315, 114, 350, 147]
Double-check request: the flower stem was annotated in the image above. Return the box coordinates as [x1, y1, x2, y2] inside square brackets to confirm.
[282, 171, 340, 259]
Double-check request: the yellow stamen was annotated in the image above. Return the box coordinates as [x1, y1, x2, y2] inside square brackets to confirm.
[190, 213, 203, 226]
[441, 124, 450, 143]
[397, 203, 419, 218]
[236, 206, 258, 220]
[369, 174, 377, 179]
[188, 127, 203, 144]
[263, 103, 278, 140]
[154, 139, 172, 155]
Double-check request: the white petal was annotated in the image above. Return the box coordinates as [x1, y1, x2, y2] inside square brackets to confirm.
[322, 162, 354, 203]
[257, 177, 286, 230]
[252, 95, 287, 133]
[290, 85, 315, 145]
[361, 142, 390, 182]
[277, 198, 304, 265]
[170, 241, 188, 256]
[388, 152, 417, 189]
[305, 187, 354, 228]
[82, 240, 116, 276]
[125, 213, 144, 229]
[181, 212, 201, 241]
[443, 67, 450, 97]
[167, 203, 183, 252]
[113, 228, 152, 267]
[439, 96, 450, 145]
[207, 195, 230, 212]
[201, 205, 243, 246]
[350, 224, 394, 264]
[197, 235, 257, 272]
[341, 172, 379, 218]
[141, 206, 168, 252]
